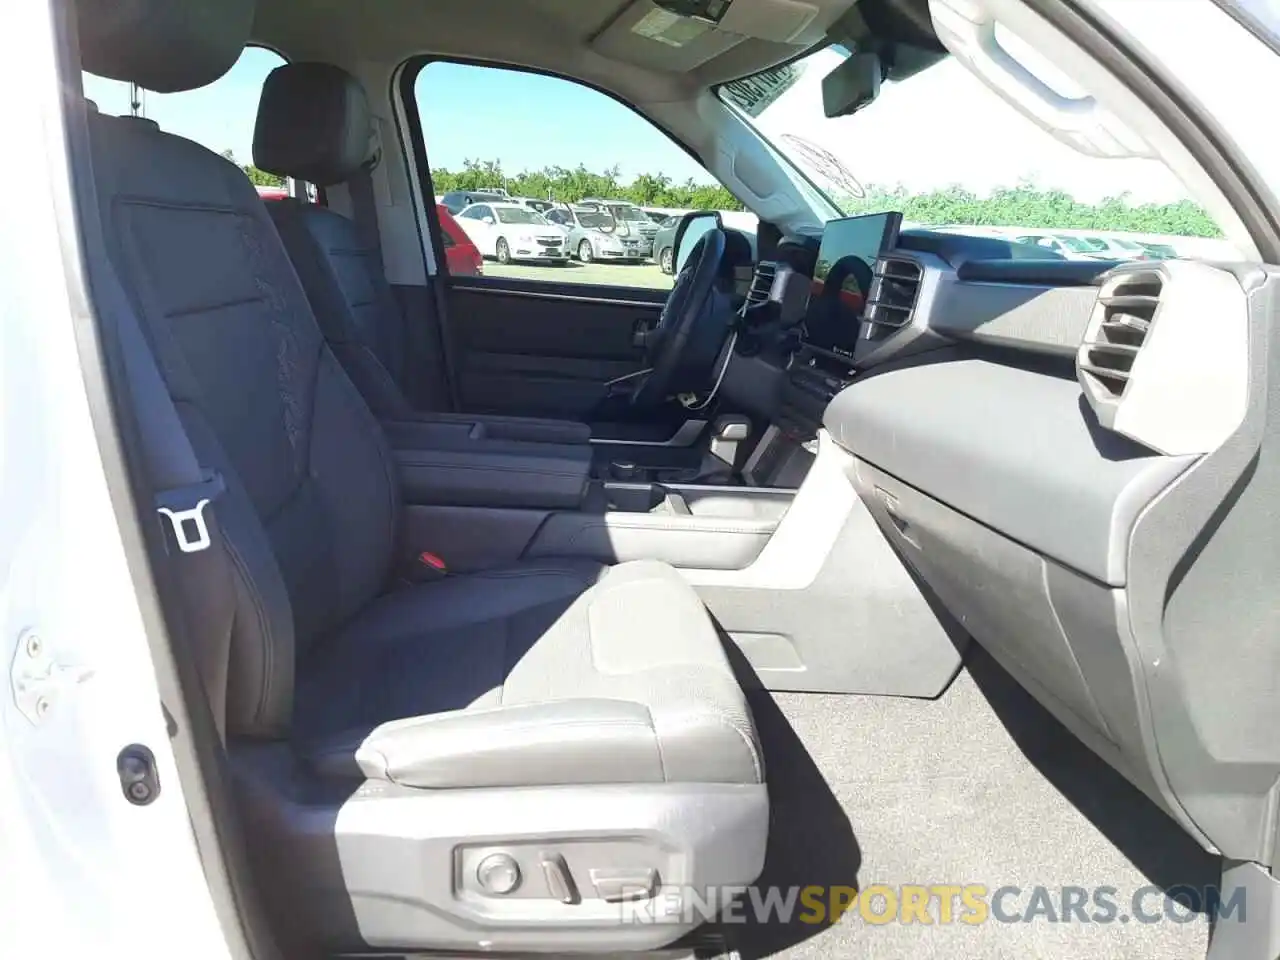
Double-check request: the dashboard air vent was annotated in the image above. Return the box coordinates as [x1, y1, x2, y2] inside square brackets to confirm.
[1076, 261, 1247, 457]
[864, 258, 922, 337]
[745, 260, 778, 306]
[1078, 270, 1163, 397]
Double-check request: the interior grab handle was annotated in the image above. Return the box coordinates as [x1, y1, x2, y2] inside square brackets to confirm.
[928, 0, 1156, 160]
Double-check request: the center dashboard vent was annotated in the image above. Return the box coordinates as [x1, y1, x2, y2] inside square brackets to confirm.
[863, 258, 923, 338]
[1078, 270, 1163, 398]
[745, 260, 778, 306]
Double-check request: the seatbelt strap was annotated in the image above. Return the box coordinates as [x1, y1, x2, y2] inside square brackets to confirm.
[348, 162, 384, 276]
[111, 267, 225, 552]
[349, 160, 440, 410]
[101, 261, 236, 740]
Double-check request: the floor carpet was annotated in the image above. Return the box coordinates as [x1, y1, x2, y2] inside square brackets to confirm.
[718, 646, 1221, 960]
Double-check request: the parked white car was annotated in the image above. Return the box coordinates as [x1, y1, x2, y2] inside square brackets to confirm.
[1075, 235, 1156, 260]
[1010, 231, 1113, 261]
[453, 202, 569, 265]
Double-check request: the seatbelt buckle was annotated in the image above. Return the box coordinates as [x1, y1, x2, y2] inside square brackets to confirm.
[155, 470, 226, 554]
[402, 550, 448, 584]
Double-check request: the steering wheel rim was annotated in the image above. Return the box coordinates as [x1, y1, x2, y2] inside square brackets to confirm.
[631, 227, 732, 408]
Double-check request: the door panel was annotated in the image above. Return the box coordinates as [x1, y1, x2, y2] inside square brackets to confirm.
[445, 277, 665, 420]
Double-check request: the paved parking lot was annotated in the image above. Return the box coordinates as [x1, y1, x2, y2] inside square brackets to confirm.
[484, 259, 673, 290]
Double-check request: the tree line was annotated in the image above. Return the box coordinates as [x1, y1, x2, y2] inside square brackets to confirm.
[840, 183, 1222, 237]
[224, 150, 285, 187]
[432, 159, 743, 211]
[436, 161, 1221, 237]
[229, 149, 1222, 238]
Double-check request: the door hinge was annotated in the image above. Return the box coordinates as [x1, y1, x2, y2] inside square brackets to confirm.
[10, 629, 94, 725]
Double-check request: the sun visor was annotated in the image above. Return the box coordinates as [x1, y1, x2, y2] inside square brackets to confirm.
[717, 0, 820, 42]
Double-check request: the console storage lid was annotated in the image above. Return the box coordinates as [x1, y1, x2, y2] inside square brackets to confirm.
[385, 420, 591, 509]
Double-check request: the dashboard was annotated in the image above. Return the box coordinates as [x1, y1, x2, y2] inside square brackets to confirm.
[721, 212, 1270, 865]
[725, 215, 1121, 445]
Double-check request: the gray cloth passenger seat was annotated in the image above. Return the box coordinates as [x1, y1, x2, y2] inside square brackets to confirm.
[75, 0, 766, 953]
[252, 61, 590, 444]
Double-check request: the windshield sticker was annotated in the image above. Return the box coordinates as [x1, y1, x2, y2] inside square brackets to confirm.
[721, 61, 805, 118]
[779, 133, 866, 199]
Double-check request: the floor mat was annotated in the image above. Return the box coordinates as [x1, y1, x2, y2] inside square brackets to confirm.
[723, 647, 1220, 960]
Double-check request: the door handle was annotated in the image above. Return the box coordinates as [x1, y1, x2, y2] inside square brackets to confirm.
[632, 318, 657, 349]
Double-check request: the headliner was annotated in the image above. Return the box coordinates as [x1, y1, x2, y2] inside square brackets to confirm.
[251, 0, 854, 96]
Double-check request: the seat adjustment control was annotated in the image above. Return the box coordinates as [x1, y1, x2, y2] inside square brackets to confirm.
[590, 867, 658, 902]
[476, 853, 521, 895]
[540, 853, 579, 904]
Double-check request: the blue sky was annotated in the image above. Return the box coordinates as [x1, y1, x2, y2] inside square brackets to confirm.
[416, 62, 712, 182]
[83, 47, 285, 169]
[82, 50, 712, 183]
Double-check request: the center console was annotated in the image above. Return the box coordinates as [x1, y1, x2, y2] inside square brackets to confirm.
[385, 210, 908, 580]
[381, 399, 805, 574]
[525, 481, 793, 570]
[383, 213, 965, 701]
[383, 418, 593, 510]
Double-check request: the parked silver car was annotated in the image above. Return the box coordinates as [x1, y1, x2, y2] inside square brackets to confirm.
[652, 215, 681, 274]
[576, 199, 660, 257]
[543, 205, 648, 263]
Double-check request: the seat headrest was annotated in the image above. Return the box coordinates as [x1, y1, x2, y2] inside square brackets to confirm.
[76, 0, 255, 93]
[253, 63, 373, 187]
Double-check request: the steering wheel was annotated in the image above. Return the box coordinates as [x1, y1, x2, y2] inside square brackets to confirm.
[631, 227, 735, 409]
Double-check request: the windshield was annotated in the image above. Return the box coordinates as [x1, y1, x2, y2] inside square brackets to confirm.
[575, 210, 615, 230]
[719, 43, 1237, 259]
[496, 207, 549, 225]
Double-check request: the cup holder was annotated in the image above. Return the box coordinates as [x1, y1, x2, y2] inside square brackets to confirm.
[603, 482, 666, 513]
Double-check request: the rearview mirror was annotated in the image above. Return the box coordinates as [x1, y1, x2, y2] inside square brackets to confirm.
[673, 211, 722, 274]
[822, 52, 882, 118]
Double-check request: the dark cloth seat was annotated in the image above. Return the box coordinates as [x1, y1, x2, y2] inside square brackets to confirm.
[81, 52, 758, 789]
[253, 61, 590, 441]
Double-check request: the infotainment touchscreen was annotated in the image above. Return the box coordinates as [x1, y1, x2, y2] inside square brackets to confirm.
[804, 211, 903, 357]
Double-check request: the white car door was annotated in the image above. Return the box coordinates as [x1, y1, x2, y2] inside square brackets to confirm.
[457, 205, 496, 256]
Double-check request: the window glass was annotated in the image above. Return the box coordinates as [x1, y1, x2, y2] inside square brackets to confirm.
[610, 204, 652, 223]
[496, 207, 550, 225]
[82, 47, 288, 197]
[576, 210, 616, 230]
[414, 61, 736, 286]
[436, 209, 456, 247]
[721, 41, 1242, 261]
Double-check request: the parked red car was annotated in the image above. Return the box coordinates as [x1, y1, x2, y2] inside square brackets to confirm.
[437, 204, 483, 276]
